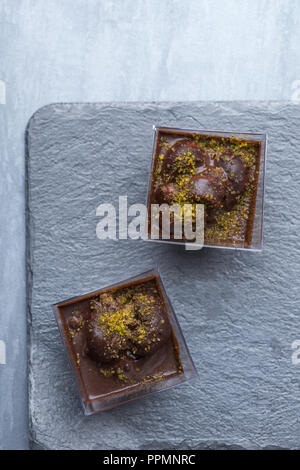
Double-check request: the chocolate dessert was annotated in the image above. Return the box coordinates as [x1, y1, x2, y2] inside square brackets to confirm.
[52, 272, 191, 414]
[147, 128, 263, 248]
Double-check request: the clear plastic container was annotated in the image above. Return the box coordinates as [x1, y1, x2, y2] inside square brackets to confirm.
[146, 127, 267, 251]
[52, 269, 198, 415]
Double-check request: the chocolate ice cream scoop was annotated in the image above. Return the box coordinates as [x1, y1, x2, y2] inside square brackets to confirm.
[191, 166, 228, 208]
[87, 295, 133, 363]
[161, 139, 205, 177]
[86, 289, 171, 364]
[219, 154, 249, 194]
[154, 182, 178, 204]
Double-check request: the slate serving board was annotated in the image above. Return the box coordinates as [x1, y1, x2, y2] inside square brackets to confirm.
[27, 102, 300, 450]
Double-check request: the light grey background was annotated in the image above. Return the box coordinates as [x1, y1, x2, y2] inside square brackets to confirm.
[0, 0, 300, 450]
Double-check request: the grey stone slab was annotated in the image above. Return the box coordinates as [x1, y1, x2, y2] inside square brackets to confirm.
[27, 102, 300, 450]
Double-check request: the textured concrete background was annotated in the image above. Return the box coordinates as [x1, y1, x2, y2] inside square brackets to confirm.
[1, 0, 300, 450]
[27, 102, 300, 450]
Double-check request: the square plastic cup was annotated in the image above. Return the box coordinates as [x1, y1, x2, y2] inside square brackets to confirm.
[52, 269, 198, 415]
[146, 127, 267, 251]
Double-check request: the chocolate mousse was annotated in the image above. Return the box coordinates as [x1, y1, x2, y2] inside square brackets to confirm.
[52, 272, 188, 414]
[147, 128, 263, 248]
